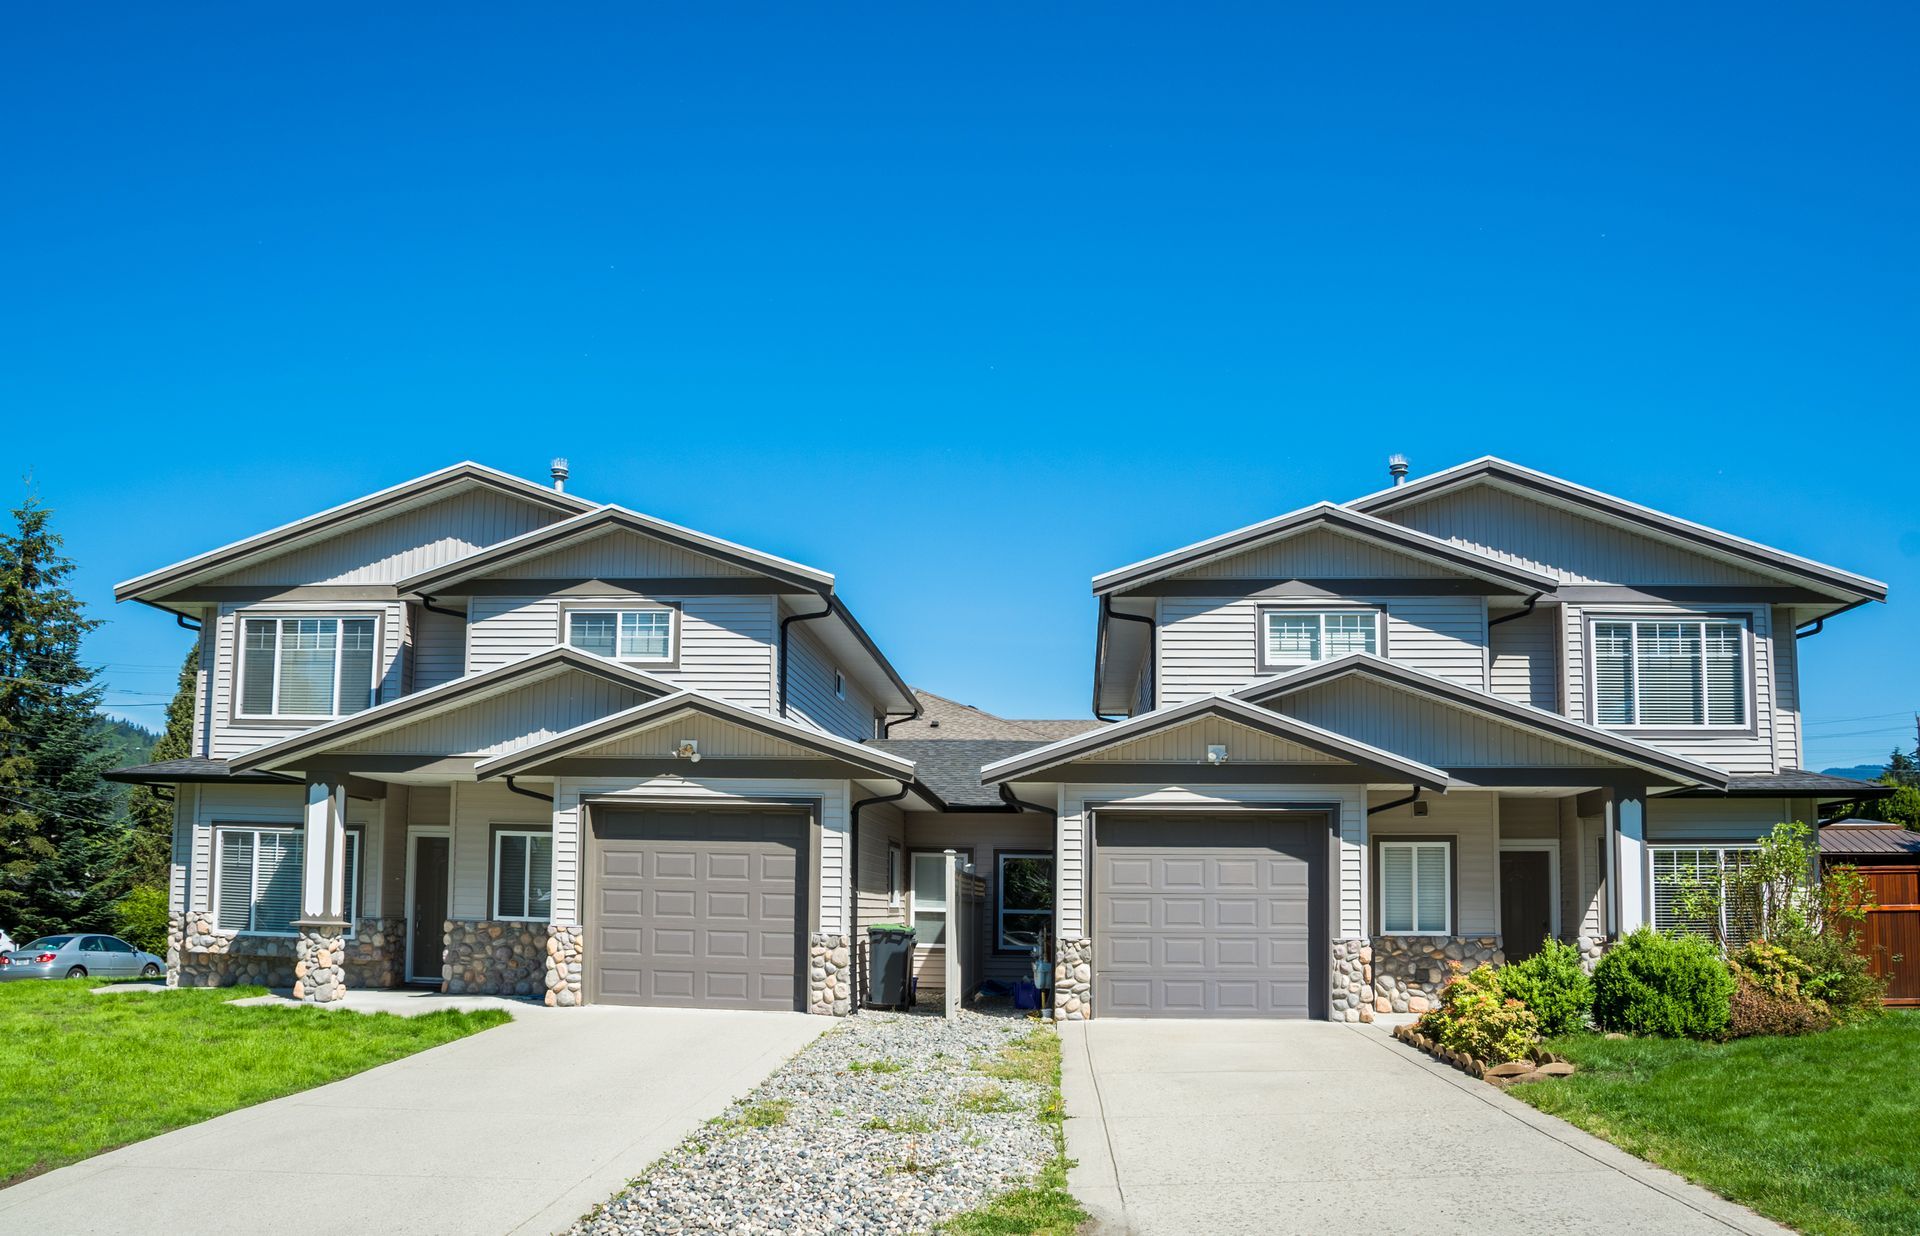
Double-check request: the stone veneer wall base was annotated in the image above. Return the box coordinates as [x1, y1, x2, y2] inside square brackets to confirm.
[294, 926, 347, 1004]
[809, 933, 850, 1016]
[170, 909, 401, 992]
[1053, 938, 1092, 1021]
[443, 920, 547, 996]
[1372, 935, 1504, 1014]
[545, 923, 584, 1006]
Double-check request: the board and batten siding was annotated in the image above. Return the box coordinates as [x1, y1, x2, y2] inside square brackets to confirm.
[467, 593, 777, 710]
[784, 620, 882, 741]
[207, 601, 407, 760]
[1155, 594, 1487, 706]
[1487, 603, 1560, 711]
[1277, 677, 1615, 769]
[1174, 527, 1459, 579]
[215, 487, 570, 587]
[1560, 602, 1779, 775]
[1368, 789, 1498, 936]
[333, 673, 651, 758]
[550, 776, 854, 937]
[1054, 783, 1369, 941]
[1377, 486, 1784, 587]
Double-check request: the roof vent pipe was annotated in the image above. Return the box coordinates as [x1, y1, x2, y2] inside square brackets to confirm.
[1388, 454, 1410, 486]
[550, 457, 570, 492]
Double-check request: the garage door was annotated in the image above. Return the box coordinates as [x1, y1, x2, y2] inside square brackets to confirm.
[1094, 813, 1328, 1018]
[588, 807, 808, 1010]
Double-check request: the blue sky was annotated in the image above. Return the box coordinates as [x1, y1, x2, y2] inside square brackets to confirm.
[4, 5, 1916, 769]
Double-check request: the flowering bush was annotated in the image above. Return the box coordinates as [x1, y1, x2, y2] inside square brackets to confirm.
[1415, 964, 1539, 1063]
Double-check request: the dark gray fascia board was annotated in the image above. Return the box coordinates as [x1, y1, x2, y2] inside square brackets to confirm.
[229, 646, 674, 773]
[1091, 503, 1559, 599]
[1235, 654, 1730, 789]
[115, 463, 593, 602]
[1348, 458, 1887, 604]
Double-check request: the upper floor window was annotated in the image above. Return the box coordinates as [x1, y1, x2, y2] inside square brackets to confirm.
[565, 607, 674, 663]
[239, 616, 377, 719]
[1261, 608, 1380, 670]
[1591, 617, 1747, 728]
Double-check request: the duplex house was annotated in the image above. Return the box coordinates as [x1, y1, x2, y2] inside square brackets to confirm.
[111, 456, 1886, 1023]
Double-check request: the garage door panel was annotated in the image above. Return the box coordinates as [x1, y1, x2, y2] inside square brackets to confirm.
[589, 808, 808, 1011]
[1094, 814, 1328, 1019]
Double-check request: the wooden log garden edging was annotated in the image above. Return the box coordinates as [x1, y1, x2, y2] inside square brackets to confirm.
[1390, 1023, 1577, 1087]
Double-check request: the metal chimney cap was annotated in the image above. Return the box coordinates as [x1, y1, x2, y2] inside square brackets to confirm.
[550, 457, 570, 491]
[1387, 454, 1410, 485]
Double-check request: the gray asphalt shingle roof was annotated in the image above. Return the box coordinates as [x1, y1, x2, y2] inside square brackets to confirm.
[867, 739, 1051, 808]
[104, 758, 294, 784]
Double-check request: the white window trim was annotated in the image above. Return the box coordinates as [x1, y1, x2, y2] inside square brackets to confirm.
[211, 825, 358, 938]
[1259, 606, 1384, 671]
[887, 842, 904, 909]
[1497, 838, 1561, 942]
[1378, 840, 1452, 936]
[559, 602, 679, 664]
[1587, 612, 1752, 731]
[491, 829, 553, 923]
[233, 611, 382, 721]
[1647, 843, 1759, 943]
[995, 851, 1054, 951]
[908, 849, 957, 951]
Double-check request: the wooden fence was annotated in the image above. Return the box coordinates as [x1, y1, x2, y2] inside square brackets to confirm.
[1851, 866, 1919, 1006]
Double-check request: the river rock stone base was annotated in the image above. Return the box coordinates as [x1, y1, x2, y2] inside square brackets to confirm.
[1052, 938, 1092, 1021]
[1577, 933, 1608, 973]
[344, 917, 405, 989]
[809, 933, 850, 1016]
[443, 920, 546, 996]
[546, 923, 584, 1007]
[1330, 937, 1374, 1023]
[1372, 935, 1503, 1014]
[294, 926, 347, 1004]
[168, 909, 403, 992]
[1391, 1023, 1576, 1086]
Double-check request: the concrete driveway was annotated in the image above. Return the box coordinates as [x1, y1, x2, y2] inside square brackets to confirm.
[1061, 1019, 1790, 1236]
[0, 1001, 823, 1236]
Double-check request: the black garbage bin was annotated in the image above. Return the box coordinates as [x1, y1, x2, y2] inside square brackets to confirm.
[866, 924, 916, 1010]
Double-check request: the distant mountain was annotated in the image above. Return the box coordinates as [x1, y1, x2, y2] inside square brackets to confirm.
[95, 717, 158, 767]
[1821, 763, 1887, 782]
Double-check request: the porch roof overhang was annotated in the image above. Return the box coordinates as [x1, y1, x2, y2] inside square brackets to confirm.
[106, 757, 297, 786]
[472, 691, 918, 782]
[978, 695, 1452, 790]
[1234, 653, 1732, 791]
[229, 646, 677, 774]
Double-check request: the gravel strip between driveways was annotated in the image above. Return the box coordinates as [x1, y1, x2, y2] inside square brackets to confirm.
[572, 1007, 1056, 1235]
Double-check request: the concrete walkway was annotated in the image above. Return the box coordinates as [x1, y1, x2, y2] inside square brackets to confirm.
[1061, 1019, 1791, 1236]
[0, 1000, 824, 1236]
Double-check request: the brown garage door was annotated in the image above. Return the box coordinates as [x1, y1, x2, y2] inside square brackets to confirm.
[1094, 813, 1328, 1018]
[588, 807, 808, 1010]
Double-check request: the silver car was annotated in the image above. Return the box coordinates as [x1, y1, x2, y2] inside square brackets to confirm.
[0, 934, 164, 981]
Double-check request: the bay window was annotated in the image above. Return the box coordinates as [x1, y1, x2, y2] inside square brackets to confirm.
[238, 615, 378, 718]
[1591, 616, 1747, 728]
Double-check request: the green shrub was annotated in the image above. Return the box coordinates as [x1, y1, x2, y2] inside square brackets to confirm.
[1497, 938, 1594, 1036]
[1591, 929, 1733, 1039]
[1415, 964, 1538, 1062]
[1777, 927, 1885, 1024]
[114, 885, 170, 955]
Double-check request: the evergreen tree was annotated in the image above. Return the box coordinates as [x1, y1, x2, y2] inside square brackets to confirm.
[125, 647, 196, 887]
[0, 497, 123, 937]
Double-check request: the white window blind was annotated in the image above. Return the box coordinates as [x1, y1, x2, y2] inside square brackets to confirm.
[1591, 617, 1746, 727]
[1379, 841, 1450, 934]
[238, 616, 378, 718]
[1651, 846, 1757, 946]
[566, 609, 672, 661]
[1264, 610, 1379, 666]
[215, 828, 303, 934]
[494, 832, 554, 921]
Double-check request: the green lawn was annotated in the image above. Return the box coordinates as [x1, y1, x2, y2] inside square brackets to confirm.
[0, 980, 509, 1187]
[1513, 1012, 1920, 1236]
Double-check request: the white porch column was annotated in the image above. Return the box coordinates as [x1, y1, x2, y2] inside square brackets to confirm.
[1610, 786, 1649, 935]
[295, 774, 349, 1003]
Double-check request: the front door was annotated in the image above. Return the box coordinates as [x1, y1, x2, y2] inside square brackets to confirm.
[410, 835, 450, 985]
[1499, 849, 1553, 962]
